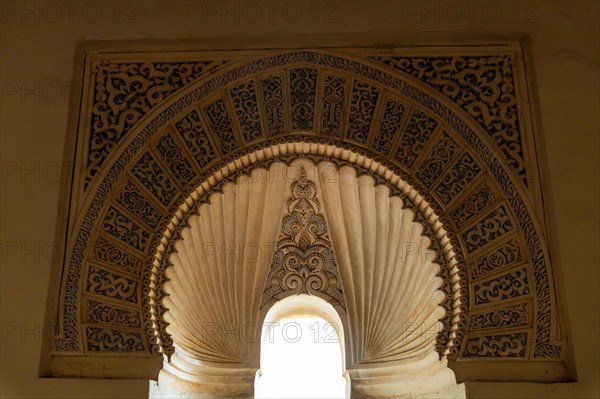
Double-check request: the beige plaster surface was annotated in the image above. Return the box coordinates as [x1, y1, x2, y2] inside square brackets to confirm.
[1, 1, 598, 397]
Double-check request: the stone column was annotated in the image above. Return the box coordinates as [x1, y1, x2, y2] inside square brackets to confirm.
[150, 351, 256, 398]
[348, 352, 466, 398]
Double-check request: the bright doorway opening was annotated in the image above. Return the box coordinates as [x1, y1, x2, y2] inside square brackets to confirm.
[255, 295, 349, 398]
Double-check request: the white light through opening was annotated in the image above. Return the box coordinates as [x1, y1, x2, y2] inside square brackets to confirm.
[255, 313, 348, 398]
[254, 294, 350, 399]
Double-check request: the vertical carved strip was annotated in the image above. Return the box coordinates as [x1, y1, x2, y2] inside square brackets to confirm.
[130, 152, 177, 206]
[434, 152, 482, 205]
[347, 80, 379, 144]
[393, 108, 438, 168]
[155, 133, 197, 186]
[372, 97, 406, 155]
[203, 98, 239, 155]
[321, 75, 346, 136]
[260, 75, 285, 136]
[463, 205, 514, 253]
[290, 68, 317, 130]
[174, 109, 217, 168]
[262, 168, 345, 308]
[230, 80, 264, 143]
[416, 131, 460, 187]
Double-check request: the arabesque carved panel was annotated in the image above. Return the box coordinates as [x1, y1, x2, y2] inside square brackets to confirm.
[130, 152, 177, 206]
[463, 332, 528, 358]
[370, 55, 526, 184]
[469, 302, 529, 331]
[86, 326, 145, 352]
[289, 68, 317, 130]
[473, 266, 529, 305]
[262, 168, 345, 309]
[373, 97, 407, 154]
[175, 109, 217, 167]
[230, 80, 264, 143]
[321, 75, 346, 136]
[86, 265, 139, 304]
[463, 205, 514, 253]
[347, 80, 379, 144]
[85, 60, 228, 188]
[394, 108, 438, 168]
[86, 300, 141, 328]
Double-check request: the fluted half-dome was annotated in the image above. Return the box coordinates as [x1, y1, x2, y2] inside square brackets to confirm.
[163, 166, 290, 363]
[163, 159, 445, 367]
[313, 163, 445, 364]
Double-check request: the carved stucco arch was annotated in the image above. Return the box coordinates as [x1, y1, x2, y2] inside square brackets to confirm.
[158, 155, 461, 398]
[46, 47, 565, 381]
[153, 146, 462, 357]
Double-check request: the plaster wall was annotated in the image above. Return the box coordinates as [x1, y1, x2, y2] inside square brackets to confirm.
[1, 1, 598, 397]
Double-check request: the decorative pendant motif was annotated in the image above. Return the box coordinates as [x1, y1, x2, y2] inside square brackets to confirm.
[262, 168, 345, 309]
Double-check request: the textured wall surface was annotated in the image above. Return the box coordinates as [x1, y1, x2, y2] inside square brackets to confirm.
[1, 1, 598, 398]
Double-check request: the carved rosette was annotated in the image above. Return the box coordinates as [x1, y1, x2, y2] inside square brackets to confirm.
[262, 168, 345, 309]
